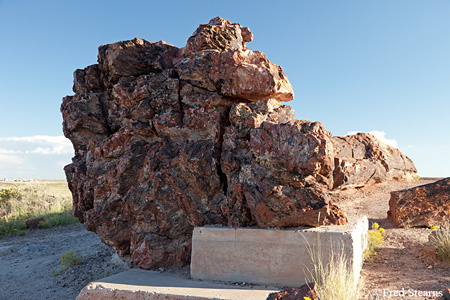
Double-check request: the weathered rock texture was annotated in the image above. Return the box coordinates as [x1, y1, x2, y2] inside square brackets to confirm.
[61, 17, 415, 269]
[388, 177, 450, 228]
[266, 283, 318, 300]
[332, 133, 417, 189]
[437, 288, 450, 300]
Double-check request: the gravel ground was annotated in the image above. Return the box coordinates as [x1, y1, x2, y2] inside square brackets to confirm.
[0, 223, 130, 300]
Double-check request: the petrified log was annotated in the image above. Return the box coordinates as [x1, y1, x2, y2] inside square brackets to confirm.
[332, 133, 417, 189]
[61, 16, 349, 269]
[388, 177, 450, 228]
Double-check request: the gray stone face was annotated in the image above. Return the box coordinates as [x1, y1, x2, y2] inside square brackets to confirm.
[191, 217, 368, 287]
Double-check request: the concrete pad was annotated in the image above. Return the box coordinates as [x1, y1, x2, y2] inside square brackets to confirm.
[191, 216, 368, 287]
[76, 269, 279, 300]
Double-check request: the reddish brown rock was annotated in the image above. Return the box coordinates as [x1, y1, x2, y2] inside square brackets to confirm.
[61, 17, 347, 270]
[266, 283, 318, 300]
[437, 288, 450, 300]
[25, 218, 45, 229]
[388, 177, 450, 228]
[332, 133, 417, 189]
[222, 100, 346, 227]
[177, 17, 293, 102]
[183, 16, 252, 54]
[98, 38, 180, 84]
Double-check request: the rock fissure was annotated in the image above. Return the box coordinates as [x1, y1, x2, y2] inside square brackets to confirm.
[177, 79, 185, 128]
[364, 170, 377, 185]
[215, 107, 231, 197]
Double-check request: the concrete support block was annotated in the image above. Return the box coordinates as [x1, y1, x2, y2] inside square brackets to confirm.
[191, 216, 368, 287]
[76, 269, 278, 300]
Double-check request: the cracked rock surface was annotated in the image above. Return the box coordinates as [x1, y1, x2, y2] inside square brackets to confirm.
[61, 17, 415, 269]
[332, 133, 417, 189]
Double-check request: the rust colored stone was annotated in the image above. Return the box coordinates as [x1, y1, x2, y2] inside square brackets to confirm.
[25, 218, 45, 229]
[332, 133, 417, 189]
[437, 288, 450, 300]
[388, 177, 450, 228]
[266, 283, 318, 300]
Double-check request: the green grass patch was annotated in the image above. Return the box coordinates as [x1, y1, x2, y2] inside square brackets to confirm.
[38, 212, 79, 229]
[0, 182, 78, 238]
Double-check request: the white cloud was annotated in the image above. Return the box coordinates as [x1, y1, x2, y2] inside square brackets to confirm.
[347, 130, 398, 149]
[0, 135, 73, 179]
[0, 148, 23, 154]
[0, 135, 73, 155]
[0, 154, 24, 165]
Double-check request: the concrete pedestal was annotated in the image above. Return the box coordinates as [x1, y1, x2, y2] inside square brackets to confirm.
[191, 217, 368, 287]
[76, 269, 279, 300]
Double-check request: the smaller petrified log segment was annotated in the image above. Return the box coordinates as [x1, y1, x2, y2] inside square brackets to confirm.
[332, 133, 417, 189]
[388, 177, 450, 228]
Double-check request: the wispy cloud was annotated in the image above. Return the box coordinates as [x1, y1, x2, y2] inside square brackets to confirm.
[347, 130, 398, 149]
[0, 148, 23, 155]
[0, 154, 24, 165]
[0, 135, 73, 155]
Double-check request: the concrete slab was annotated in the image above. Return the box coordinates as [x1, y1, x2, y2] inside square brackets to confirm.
[76, 269, 279, 300]
[191, 216, 368, 287]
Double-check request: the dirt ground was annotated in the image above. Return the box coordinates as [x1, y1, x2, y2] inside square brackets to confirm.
[331, 178, 450, 299]
[0, 178, 449, 299]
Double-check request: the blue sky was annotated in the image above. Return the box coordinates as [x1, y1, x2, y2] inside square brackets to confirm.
[0, 0, 449, 179]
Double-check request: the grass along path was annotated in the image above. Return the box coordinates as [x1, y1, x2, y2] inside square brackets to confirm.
[0, 180, 78, 237]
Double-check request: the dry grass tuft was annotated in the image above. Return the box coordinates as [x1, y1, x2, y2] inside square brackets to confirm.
[429, 225, 450, 263]
[305, 241, 360, 300]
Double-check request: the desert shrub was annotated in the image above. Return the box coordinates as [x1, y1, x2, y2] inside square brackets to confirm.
[0, 187, 19, 204]
[429, 225, 450, 262]
[60, 250, 84, 268]
[305, 242, 360, 300]
[364, 222, 385, 261]
[53, 250, 84, 276]
[0, 183, 78, 237]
